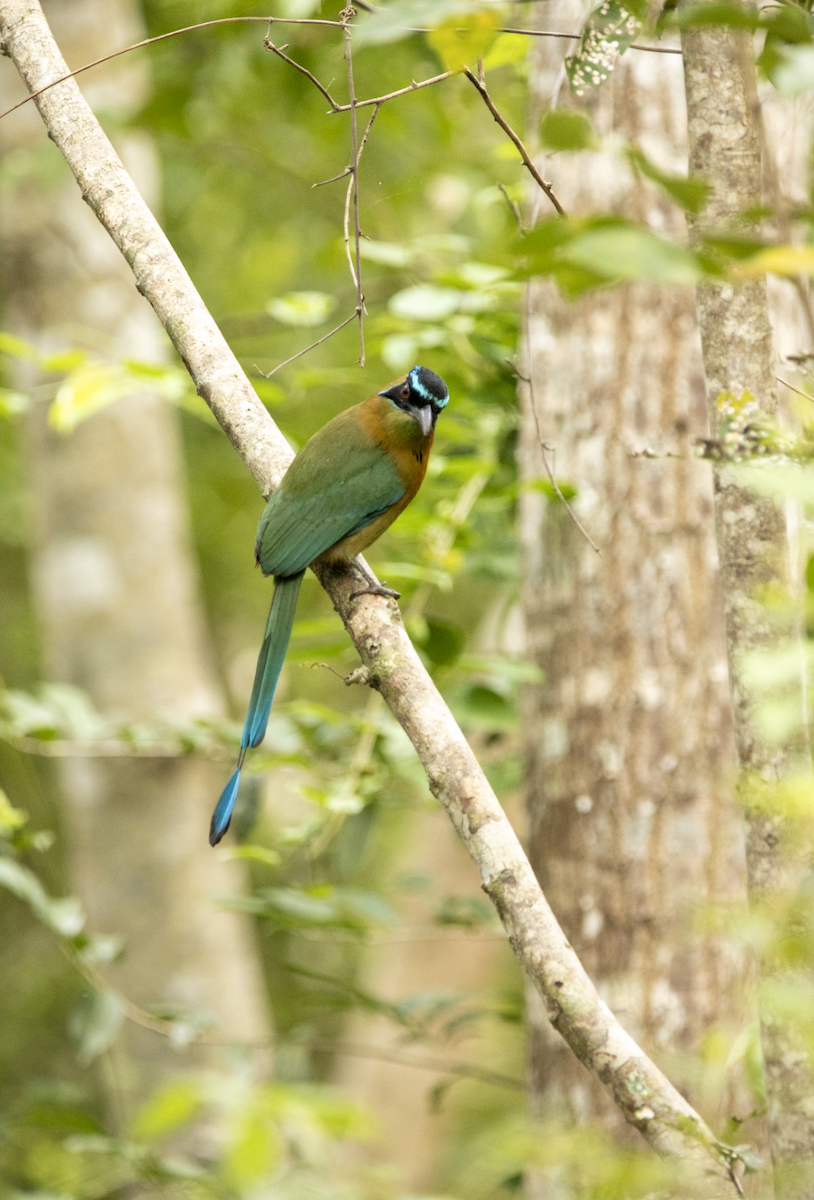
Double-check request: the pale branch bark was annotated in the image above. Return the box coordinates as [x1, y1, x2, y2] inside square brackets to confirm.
[0, 1, 738, 1186]
[681, 16, 814, 1197]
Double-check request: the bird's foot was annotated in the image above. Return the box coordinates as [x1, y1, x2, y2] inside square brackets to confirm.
[350, 582, 401, 601]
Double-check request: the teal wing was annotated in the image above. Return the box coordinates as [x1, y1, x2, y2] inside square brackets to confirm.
[255, 415, 405, 577]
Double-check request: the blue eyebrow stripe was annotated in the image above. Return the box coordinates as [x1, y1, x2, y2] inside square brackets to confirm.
[409, 366, 449, 405]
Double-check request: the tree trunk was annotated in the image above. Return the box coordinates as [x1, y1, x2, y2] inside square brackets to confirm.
[681, 18, 814, 1196]
[0, 0, 271, 1122]
[521, 1, 754, 1174]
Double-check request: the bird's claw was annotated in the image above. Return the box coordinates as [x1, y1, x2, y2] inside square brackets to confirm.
[350, 583, 401, 601]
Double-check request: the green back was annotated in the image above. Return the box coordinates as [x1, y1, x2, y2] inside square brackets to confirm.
[255, 404, 406, 577]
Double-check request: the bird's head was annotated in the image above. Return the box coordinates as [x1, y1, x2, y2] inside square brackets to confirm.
[380, 365, 449, 437]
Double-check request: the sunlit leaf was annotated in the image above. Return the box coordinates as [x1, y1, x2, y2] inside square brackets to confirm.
[224, 1104, 281, 1188]
[219, 843, 282, 867]
[389, 284, 461, 321]
[359, 239, 414, 267]
[734, 243, 814, 278]
[0, 330, 41, 363]
[0, 788, 27, 834]
[427, 11, 500, 72]
[266, 291, 337, 327]
[0, 387, 28, 417]
[49, 362, 141, 433]
[482, 32, 529, 71]
[132, 1082, 203, 1142]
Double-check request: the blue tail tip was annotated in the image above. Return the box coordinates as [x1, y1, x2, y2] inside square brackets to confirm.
[210, 768, 241, 846]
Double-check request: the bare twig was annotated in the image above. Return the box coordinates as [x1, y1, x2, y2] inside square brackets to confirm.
[256, 309, 359, 378]
[264, 39, 341, 111]
[498, 182, 524, 232]
[777, 375, 814, 404]
[522, 288, 600, 554]
[0, 17, 680, 127]
[313, 167, 352, 188]
[0, 16, 343, 124]
[304, 1036, 525, 1090]
[463, 67, 566, 217]
[14, 735, 226, 759]
[330, 70, 454, 112]
[342, 10, 366, 365]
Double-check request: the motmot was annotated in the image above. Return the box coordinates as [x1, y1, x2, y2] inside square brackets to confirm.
[209, 365, 450, 845]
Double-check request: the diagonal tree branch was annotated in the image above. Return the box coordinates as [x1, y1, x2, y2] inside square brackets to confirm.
[0, 1, 739, 1188]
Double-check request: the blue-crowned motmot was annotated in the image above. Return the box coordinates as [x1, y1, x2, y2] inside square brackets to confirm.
[209, 365, 450, 845]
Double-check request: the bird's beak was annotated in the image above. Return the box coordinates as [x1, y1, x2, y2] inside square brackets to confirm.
[411, 405, 433, 437]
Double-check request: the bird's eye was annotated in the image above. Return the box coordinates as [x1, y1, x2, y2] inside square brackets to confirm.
[400, 385, 410, 399]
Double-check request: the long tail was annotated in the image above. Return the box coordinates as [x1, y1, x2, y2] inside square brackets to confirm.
[210, 571, 304, 846]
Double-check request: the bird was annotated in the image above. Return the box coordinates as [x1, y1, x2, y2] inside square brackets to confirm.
[209, 365, 450, 846]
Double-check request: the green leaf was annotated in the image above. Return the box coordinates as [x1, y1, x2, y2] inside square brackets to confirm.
[266, 291, 337, 327]
[626, 147, 709, 213]
[68, 990, 124, 1064]
[0, 788, 27, 835]
[0, 857, 85, 936]
[762, 43, 814, 96]
[435, 894, 496, 927]
[671, 0, 760, 31]
[427, 10, 500, 72]
[564, 224, 704, 284]
[219, 844, 282, 867]
[0, 330, 42, 363]
[354, 0, 478, 47]
[423, 619, 465, 666]
[224, 1103, 281, 1188]
[734, 243, 814, 278]
[132, 1082, 203, 1142]
[49, 361, 139, 433]
[541, 110, 599, 152]
[0, 387, 29, 417]
[565, 0, 642, 96]
[388, 284, 461, 321]
[482, 32, 529, 71]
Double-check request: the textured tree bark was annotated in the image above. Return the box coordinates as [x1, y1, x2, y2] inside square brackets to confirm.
[681, 18, 814, 1196]
[0, 0, 743, 1184]
[520, 1, 754, 1177]
[0, 0, 271, 1121]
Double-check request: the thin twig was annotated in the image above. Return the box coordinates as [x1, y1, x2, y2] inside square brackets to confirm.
[463, 68, 566, 217]
[777, 375, 814, 404]
[304, 1036, 525, 1090]
[343, 175, 358, 290]
[264, 39, 341, 111]
[256, 309, 359, 378]
[0, 16, 343, 123]
[313, 167, 352, 188]
[330, 70, 454, 112]
[342, 10, 366, 365]
[498, 182, 524, 232]
[0, 17, 681, 127]
[522, 287, 600, 554]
